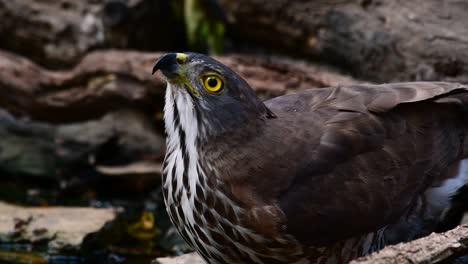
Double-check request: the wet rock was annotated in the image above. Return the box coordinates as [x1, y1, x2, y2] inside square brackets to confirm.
[153, 252, 204, 264]
[0, 202, 117, 252]
[0, 109, 165, 181]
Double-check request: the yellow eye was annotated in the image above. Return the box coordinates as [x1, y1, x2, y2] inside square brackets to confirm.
[202, 75, 224, 94]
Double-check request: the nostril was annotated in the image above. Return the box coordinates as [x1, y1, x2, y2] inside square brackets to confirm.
[175, 53, 187, 65]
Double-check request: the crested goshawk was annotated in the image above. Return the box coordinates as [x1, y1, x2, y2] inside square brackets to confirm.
[152, 52, 468, 264]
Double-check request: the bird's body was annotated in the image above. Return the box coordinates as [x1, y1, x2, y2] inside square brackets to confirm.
[154, 53, 468, 263]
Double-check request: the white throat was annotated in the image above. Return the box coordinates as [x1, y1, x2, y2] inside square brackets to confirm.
[163, 83, 202, 198]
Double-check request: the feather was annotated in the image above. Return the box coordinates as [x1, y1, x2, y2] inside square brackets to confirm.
[218, 82, 468, 246]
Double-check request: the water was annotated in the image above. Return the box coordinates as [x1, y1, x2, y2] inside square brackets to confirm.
[0, 180, 189, 264]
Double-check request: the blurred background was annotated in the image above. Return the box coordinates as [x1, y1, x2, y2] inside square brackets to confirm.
[0, 0, 468, 263]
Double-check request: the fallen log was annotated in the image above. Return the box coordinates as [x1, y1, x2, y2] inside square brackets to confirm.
[352, 225, 468, 264]
[5, 0, 468, 84]
[153, 225, 468, 264]
[0, 0, 186, 67]
[0, 49, 360, 123]
[0, 49, 359, 180]
[219, 0, 468, 83]
[0, 50, 162, 123]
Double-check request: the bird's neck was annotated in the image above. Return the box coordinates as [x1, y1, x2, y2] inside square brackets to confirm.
[161, 84, 272, 202]
[163, 85, 203, 196]
[161, 84, 261, 202]
[161, 87, 245, 252]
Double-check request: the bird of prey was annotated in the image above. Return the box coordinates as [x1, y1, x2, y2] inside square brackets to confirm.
[152, 52, 468, 264]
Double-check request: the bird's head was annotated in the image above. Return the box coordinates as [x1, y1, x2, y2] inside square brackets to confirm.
[153, 52, 274, 139]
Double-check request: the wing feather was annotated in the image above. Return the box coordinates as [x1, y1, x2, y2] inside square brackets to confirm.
[259, 82, 468, 245]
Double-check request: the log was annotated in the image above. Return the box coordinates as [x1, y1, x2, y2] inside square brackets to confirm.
[0, 50, 162, 123]
[219, 0, 468, 83]
[0, 0, 186, 67]
[352, 225, 468, 264]
[0, 49, 359, 180]
[5, 0, 468, 84]
[0, 49, 360, 123]
[153, 225, 468, 264]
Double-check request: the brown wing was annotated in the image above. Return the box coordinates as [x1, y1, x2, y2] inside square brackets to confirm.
[212, 82, 468, 246]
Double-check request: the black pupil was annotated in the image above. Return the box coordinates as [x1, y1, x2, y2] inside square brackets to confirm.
[207, 77, 218, 88]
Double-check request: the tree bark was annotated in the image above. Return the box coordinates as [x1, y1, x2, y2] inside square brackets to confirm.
[153, 225, 468, 264]
[0, 49, 360, 123]
[352, 225, 468, 264]
[0, 0, 186, 68]
[0, 48, 359, 180]
[220, 0, 468, 83]
[5, 0, 468, 83]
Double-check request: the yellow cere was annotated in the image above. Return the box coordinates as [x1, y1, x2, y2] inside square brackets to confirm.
[202, 74, 224, 94]
[176, 53, 187, 64]
[170, 53, 200, 97]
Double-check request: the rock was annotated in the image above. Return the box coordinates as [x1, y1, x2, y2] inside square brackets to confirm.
[56, 109, 165, 166]
[153, 252, 204, 264]
[0, 111, 56, 177]
[0, 108, 165, 181]
[0, 202, 117, 252]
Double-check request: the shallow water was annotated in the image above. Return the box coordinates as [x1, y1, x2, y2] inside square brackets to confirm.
[0, 238, 161, 264]
[0, 244, 81, 264]
[0, 180, 188, 264]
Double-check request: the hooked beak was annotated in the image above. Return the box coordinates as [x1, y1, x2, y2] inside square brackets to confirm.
[152, 53, 179, 76]
[152, 53, 200, 97]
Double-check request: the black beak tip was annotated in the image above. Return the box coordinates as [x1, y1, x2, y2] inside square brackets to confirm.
[151, 63, 159, 75]
[152, 53, 177, 75]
